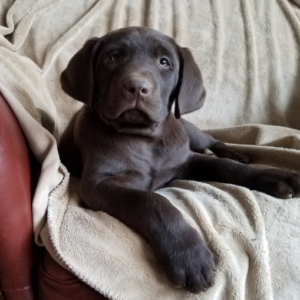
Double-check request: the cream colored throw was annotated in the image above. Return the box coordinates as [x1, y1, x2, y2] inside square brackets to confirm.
[1, 0, 300, 299]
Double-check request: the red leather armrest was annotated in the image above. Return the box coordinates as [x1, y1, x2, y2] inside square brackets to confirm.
[0, 93, 34, 300]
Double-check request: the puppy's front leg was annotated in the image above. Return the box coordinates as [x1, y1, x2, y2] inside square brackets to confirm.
[180, 154, 300, 199]
[180, 118, 249, 163]
[79, 178, 215, 293]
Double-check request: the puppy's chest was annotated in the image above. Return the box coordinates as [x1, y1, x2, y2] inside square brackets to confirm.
[82, 116, 190, 191]
[122, 129, 190, 190]
[151, 133, 189, 170]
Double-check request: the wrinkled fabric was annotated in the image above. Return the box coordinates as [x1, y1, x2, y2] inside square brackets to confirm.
[0, 0, 300, 299]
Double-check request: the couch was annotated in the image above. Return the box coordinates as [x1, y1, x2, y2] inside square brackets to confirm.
[0, 93, 108, 300]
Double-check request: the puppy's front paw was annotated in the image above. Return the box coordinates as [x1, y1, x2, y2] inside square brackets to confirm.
[249, 168, 300, 199]
[155, 224, 216, 293]
[210, 142, 250, 164]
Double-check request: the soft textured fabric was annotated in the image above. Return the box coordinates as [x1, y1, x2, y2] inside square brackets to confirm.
[0, 0, 300, 299]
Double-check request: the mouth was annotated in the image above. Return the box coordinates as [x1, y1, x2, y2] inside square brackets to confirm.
[117, 109, 152, 126]
[104, 108, 159, 133]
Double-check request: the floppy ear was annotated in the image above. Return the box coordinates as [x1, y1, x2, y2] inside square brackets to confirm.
[60, 38, 99, 106]
[174, 47, 206, 119]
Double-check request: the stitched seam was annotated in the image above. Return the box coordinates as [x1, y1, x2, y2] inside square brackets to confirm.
[40, 264, 80, 285]
[2, 286, 30, 292]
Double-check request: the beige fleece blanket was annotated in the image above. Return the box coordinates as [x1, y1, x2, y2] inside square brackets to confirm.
[1, 0, 300, 299]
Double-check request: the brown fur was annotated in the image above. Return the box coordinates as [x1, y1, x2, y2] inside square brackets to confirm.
[59, 27, 300, 293]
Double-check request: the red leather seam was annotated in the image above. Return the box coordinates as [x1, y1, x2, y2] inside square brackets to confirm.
[40, 268, 81, 286]
[2, 286, 31, 292]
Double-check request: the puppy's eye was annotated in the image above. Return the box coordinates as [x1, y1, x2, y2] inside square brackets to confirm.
[109, 53, 121, 62]
[159, 58, 170, 67]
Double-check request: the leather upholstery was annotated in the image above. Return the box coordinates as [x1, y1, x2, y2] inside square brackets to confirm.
[0, 93, 109, 300]
[0, 93, 34, 300]
[38, 249, 108, 300]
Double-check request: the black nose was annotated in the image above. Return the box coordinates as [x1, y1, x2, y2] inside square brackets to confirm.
[124, 79, 152, 97]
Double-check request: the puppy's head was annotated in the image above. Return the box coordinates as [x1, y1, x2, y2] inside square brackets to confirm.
[61, 27, 206, 134]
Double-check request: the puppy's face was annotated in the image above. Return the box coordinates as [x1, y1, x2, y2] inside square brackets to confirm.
[61, 27, 206, 135]
[93, 28, 180, 131]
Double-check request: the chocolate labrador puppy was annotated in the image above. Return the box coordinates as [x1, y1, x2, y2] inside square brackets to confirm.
[59, 27, 300, 293]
